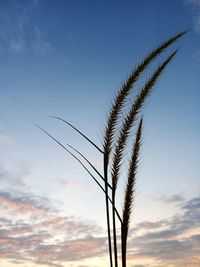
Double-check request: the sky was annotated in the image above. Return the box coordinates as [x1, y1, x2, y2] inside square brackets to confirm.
[0, 0, 199, 267]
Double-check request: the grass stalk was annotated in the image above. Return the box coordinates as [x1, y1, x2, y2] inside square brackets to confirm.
[111, 50, 178, 201]
[103, 31, 186, 165]
[121, 118, 143, 267]
[110, 50, 177, 267]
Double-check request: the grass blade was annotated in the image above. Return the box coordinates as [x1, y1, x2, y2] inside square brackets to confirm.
[49, 116, 103, 153]
[66, 143, 112, 190]
[36, 124, 122, 223]
[36, 124, 106, 194]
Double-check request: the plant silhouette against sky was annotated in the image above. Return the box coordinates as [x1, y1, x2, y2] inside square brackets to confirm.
[38, 30, 186, 267]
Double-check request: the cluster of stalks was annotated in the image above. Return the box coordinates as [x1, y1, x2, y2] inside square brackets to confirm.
[38, 31, 186, 267]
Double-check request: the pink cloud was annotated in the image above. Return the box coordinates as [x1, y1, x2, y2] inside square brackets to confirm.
[0, 193, 50, 219]
[0, 190, 104, 266]
[0, 190, 199, 266]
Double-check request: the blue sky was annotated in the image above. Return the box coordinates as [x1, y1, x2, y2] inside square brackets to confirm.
[0, 0, 199, 267]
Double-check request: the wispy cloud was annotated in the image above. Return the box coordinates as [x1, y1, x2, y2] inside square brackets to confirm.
[0, 168, 25, 187]
[0, 151, 34, 189]
[153, 193, 185, 204]
[32, 25, 54, 56]
[186, 0, 200, 33]
[58, 179, 92, 194]
[0, 132, 16, 145]
[0, 0, 54, 56]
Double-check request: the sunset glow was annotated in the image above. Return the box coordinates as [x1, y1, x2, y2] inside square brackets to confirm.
[0, 0, 199, 266]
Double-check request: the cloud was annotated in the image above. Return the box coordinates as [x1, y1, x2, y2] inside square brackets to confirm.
[58, 179, 92, 194]
[127, 194, 200, 266]
[153, 193, 185, 204]
[187, 0, 200, 5]
[0, 191, 57, 223]
[0, 189, 104, 266]
[32, 236, 106, 263]
[32, 26, 54, 56]
[0, 158, 35, 188]
[0, 136, 35, 189]
[0, 0, 54, 56]
[0, 132, 16, 145]
[186, 0, 200, 33]
[0, 185, 199, 267]
[130, 235, 200, 266]
[135, 221, 166, 231]
[0, 168, 26, 187]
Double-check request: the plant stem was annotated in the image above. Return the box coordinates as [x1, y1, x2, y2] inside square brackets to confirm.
[121, 222, 126, 267]
[112, 189, 118, 267]
[104, 155, 113, 267]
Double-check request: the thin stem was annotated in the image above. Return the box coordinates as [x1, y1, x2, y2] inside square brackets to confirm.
[49, 116, 103, 153]
[121, 222, 126, 267]
[112, 189, 118, 267]
[66, 143, 112, 190]
[36, 124, 122, 224]
[36, 124, 104, 191]
[121, 118, 143, 267]
[104, 156, 113, 267]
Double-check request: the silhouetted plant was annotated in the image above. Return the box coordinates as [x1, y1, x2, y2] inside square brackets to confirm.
[38, 30, 186, 267]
